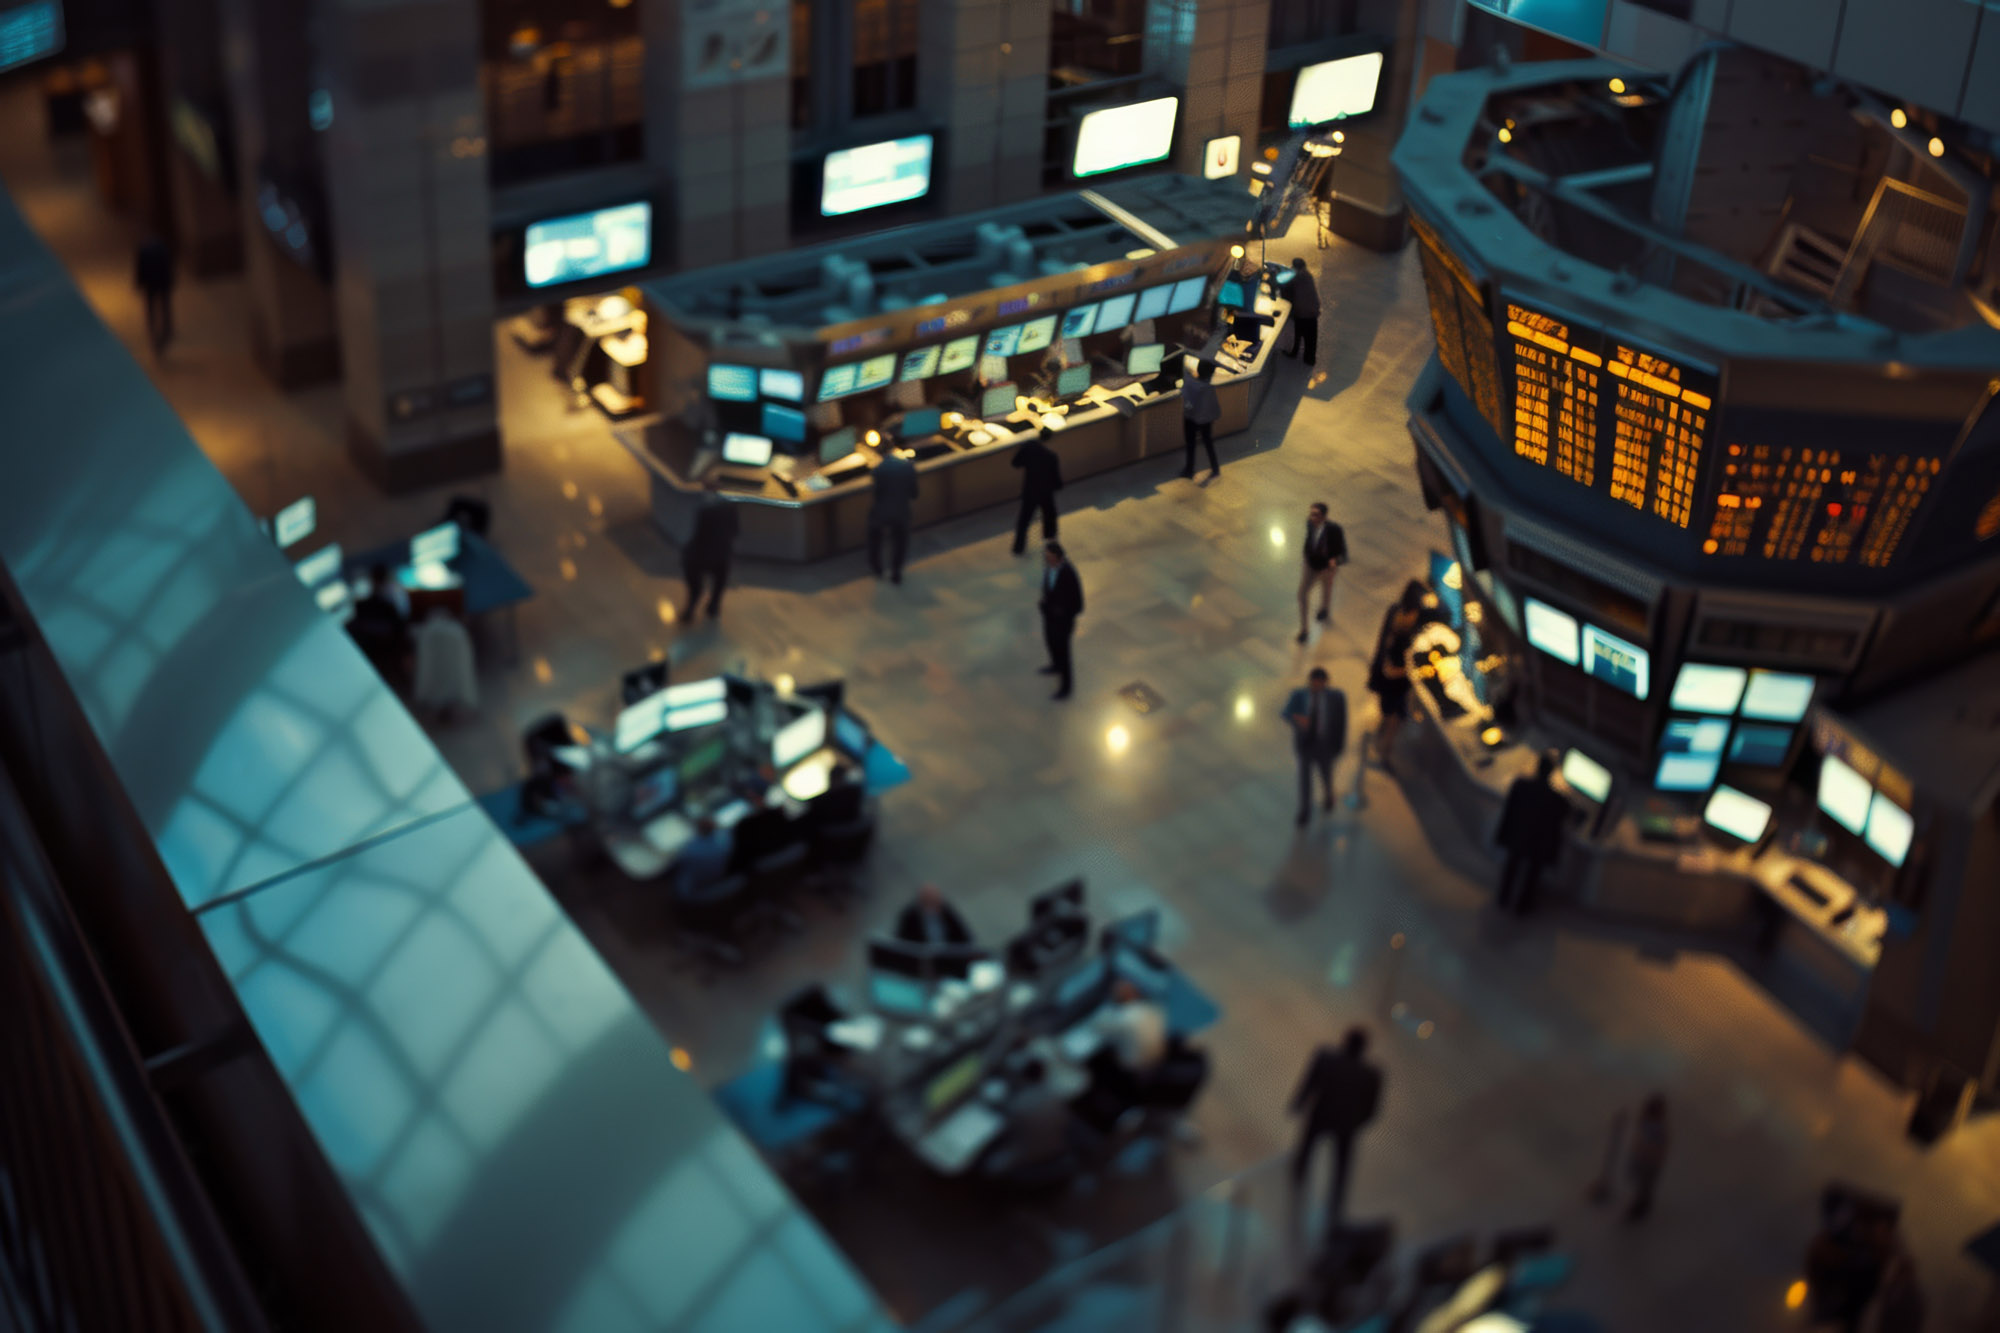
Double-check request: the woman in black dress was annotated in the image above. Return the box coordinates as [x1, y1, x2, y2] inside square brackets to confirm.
[1367, 582, 1427, 772]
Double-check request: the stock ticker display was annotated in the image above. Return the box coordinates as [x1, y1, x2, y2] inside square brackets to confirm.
[1504, 300, 1601, 488]
[1702, 445, 1943, 568]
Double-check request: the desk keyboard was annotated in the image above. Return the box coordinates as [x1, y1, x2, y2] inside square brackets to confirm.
[917, 1101, 1006, 1174]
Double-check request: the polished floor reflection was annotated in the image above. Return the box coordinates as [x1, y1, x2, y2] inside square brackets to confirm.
[7, 82, 1998, 1332]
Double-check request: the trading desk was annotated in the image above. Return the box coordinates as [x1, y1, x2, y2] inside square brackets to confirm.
[344, 529, 533, 620]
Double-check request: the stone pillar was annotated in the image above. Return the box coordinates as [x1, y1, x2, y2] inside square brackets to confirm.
[1327, 0, 1424, 250]
[216, 0, 341, 387]
[1146, 0, 1269, 181]
[643, 0, 793, 268]
[316, 0, 499, 491]
[152, 0, 242, 276]
[920, 0, 1050, 213]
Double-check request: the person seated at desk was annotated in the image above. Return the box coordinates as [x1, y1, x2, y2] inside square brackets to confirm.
[1077, 979, 1170, 1133]
[979, 1058, 1100, 1186]
[675, 816, 734, 899]
[349, 565, 411, 685]
[730, 798, 799, 871]
[805, 759, 866, 831]
[895, 883, 972, 946]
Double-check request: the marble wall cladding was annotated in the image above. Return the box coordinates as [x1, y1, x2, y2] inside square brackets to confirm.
[921, 0, 1049, 213]
[1147, 0, 1269, 178]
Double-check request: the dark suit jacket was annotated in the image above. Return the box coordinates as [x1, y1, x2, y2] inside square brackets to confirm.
[869, 454, 919, 524]
[894, 900, 972, 946]
[1290, 1048, 1382, 1136]
[135, 240, 174, 293]
[1281, 687, 1347, 760]
[1012, 439, 1063, 498]
[1039, 562, 1084, 624]
[1302, 521, 1347, 571]
[1289, 271, 1322, 321]
[806, 780, 866, 831]
[1497, 775, 1569, 864]
[728, 805, 797, 871]
[687, 494, 740, 565]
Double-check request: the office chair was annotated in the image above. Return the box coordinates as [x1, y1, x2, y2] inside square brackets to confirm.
[620, 661, 670, 705]
[442, 494, 491, 538]
[777, 984, 862, 1106]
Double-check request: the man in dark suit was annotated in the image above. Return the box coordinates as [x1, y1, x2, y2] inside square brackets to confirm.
[868, 447, 920, 583]
[1010, 426, 1064, 556]
[1037, 540, 1084, 701]
[1288, 1026, 1382, 1222]
[1495, 750, 1570, 915]
[1296, 502, 1347, 644]
[134, 235, 175, 353]
[683, 477, 741, 620]
[1178, 359, 1221, 480]
[1284, 257, 1322, 366]
[1281, 667, 1347, 827]
[894, 883, 973, 946]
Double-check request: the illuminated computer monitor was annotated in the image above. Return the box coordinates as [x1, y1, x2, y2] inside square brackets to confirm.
[1742, 670, 1815, 722]
[983, 324, 1024, 358]
[980, 383, 1019, 418]
[1561, 748, 1612, 803]
[273, 496, 316, 548]
[1095, 293, 1137, 331]
[1102, 909, 1160, 953]
[1816, 754, 1871, 834]
[1126, 343, 1165, 377]
[1522, 597, 1579, 665]
[1654, 716, 1730, 792]
[761, 402, 807, 443]
[1580, 624, 1649, 700]
[721, 433, 775, 467]
[1057, 364, 1092, 397]
[664, 676, 727, 709]
[614, 693, 671, 752]
[1061, 304, 1100, 339]
[1703, 784, 1774, 845]
[1669, 662, 1748, 715]
[818, 363, 860, 401]
[1864, 791, 1914, 867]
[410, 522, 459, 567]
[1167, 276, 1206, 314]
[834, 712, 870, 758]
[1728, 724, 1793, 767]
[773, 709, 829, 769]
[664, 698, 728, 732]
[900, 345, 941, 381]
[707, 364, 757, 402]
[854, 354, 896, 392]
[1016, 315, 1058, 354]
[677, 735, 729, 785]
[901, 405, 943, 437]
[294, 543, 343, 588]
[870, 970, 930, 1017]
[819, 426, 860, 464]
[313, 580, 352, 621]
[937, 336, 979, 375]
[1135, 285, 1172, 323]
[1217, 280, 1247, 308]
[759, 367, 804, 401]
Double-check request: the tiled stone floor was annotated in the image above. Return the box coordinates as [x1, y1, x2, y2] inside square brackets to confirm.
[7, 84, 1999, 1332]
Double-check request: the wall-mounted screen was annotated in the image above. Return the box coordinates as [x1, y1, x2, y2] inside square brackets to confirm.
[1061, 304, 1101, 339]
[1816, 754, 1871, 834]
[1016, 315, 1059, 355]
[707, 363, 757, 402]
[1656, 716, 1730, 792]
[1701, 441, 1942, 569]
[1135, 285, 1172, 323]
[984, 324, 1024, 358]
[1096, 293, 1138, 331]
[759, 368, 804, 401]
[1561, 748, 1612, 803]
[1057, 364, 1092, 396]
[721, 433, 774, 467]
[1741, 669, 1814, 722]
[1127, 343, 1165, 376]
[1704, 784, 1773, 844]
[820, 134, 934, 217]
[899, 345, 942, 381]
[1728, 724, 1794, 767]
[854, 353, 897, 392]
[761, 402, 807, 443]
[524, 200, 651, 288]
[273, 496, 316, 549]
[1581, 624, 1649, 699]
[1669, 662, 1747, 715]
[1167, 276, 1207, 314]
[1073, 97, 1179, 177]
[937, 336, 979, 375]
[818, 363, 859, 400]
[1217, 280, 1247, 308]
[1288, 51, 1384, 127]
[0, 2, 64, 77]
[980, 383, 1018, 418]
[1523, 597, 1580, 665]
[1503, 297, 1603, 490]
[1864, 791, 1914, 867]
[1601, 339, 1716, 530]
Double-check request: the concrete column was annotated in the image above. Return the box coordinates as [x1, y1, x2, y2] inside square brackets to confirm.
[920, 0, 1050, 213]
[1146, 0, 1269, 181]
[216, 0, 341, 387]
[643, 0, 793, 267]
[318, 0, 499, 490]
[151, 0, 241, 276]
[1327, 0, 1423, 250]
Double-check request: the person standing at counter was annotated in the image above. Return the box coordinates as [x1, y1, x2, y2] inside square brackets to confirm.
[895, 883, 972, 946]
[682, 477, 741, 621]
[1282, 667, 1347, 827]
[868, 447, 919, 584]
[1179, 360, 1222, 480]
[1366, 583, 1424, 774]
[1494, 750, 1569, 916]
[1010, 427, 1064, 556]
[1284, 258, 1322, 366]
[1038, 541, 1084, 701]
[1296, 503, 1347, 644]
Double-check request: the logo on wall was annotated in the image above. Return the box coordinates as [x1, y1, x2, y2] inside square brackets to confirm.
[683, 0, 788, 90]
[1204, 134, 1241, 180]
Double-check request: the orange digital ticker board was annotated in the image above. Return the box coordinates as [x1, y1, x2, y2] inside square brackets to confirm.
[1504, 299, 1602, 489]
[1604, 341, 1715, 530]
[1703, 445, 1943, 568]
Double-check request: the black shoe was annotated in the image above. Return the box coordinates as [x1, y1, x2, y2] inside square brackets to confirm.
[1038, 665, 1060, 675]
[1296, 631, 1308, 645]
[1323, 796, 1335, 813]
[1316, 609, 1329, 623]
[1051, 689, 1071, 701]
[1207, 470, 1221, 480]
[1178, 469, 1194, 479]
[1012, 546, 1026, 557]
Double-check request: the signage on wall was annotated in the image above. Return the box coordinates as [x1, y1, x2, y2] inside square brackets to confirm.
[682, 0, 788, 90]
[1203, 135, 1241, 180]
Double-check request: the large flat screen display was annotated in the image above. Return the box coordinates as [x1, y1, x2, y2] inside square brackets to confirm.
[984, 324, 1024, 358]
[937, 336, 979, 375]
[1816, 754, 1871, 834]
[0, 2, 65, 76]
[820, 134, 934, 216]
[721, 433, 774, 467]
[1703, 784, 1773, 843]
[773, 709, 829, 768]
[1561, 748, 1612, 803]
[707, 363, 757, 402]
[524, 201, 651, 289]
[854, 353, 896, 392]
[1287, 52, 1384, 127]
[1096, 293, 1138, 331]
[1728, 724, 1793, 767]
[1655, 716, 1730, 792]
[1061, 304, 1100, 339]
[759, 368, 804, 401]
[1669, 663, 1747, 715]
[1073, 97, 1179, 178]
[1581, 624, 1649, 699]
[818, 363, 860, 401]
[761, 402, 807, 443]
[1741, 670, 1814, 722]
[1522, 597, 1580, 665]
[1135, 285, 1172, 323]
[1167, 277, 1207, 314]
[1016, 315, 1059, 355]
[1864, 792, 1914, 867]
[900, 345, 941, 381]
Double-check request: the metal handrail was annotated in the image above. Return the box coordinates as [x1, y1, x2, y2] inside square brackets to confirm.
[1830, 178, 1967, 305]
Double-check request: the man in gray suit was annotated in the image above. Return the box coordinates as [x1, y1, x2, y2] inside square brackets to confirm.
[1281, 667, 1347, 827]
[868, 447, 920, 583]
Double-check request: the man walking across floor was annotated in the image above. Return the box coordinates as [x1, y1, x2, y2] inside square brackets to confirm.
[682, 476, 741, 621]
[1281, 667, 1347, 827]
[1037, 540, 1084, 700]
[1288, 1026, 1382, 1224]
[1495, 750, 1569, 915]
[1284, 257, 1322, 365]
[134, 235, 176, 354]
[868, 446, 919, 583]
[1179, 358, 1221, 479]
[1296, 502, 1347, 644]
[1010, 426, 1064, 556]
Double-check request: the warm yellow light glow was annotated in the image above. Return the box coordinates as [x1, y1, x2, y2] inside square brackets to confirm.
[1234, 695, 1254, 721]
[1481, 726, 1504, 746]
[657, 598, 677, 624]
[1332, 130, 1344, 143]
[1785, 1281, 1808, 1311]
[943, 411, 963, 428]
[1040, 412, 1066, 431]
[1928, 136, 1945, 157]
[533, 657, 553, 684]
[1105, 725, 1131, 755]
[669, 1047, 693, 1071]
[1417, 1020, 1435, 1039]
[1229, 244, 1245, 259]
[774, 673, 795, 697]
[1442, 560, 1463, 591]
[1390, 932, 1406, 950]
[1269, 526, 1286, 547]
[865, 429, 882, 446]
[559, 559, 577, 582]
[1890, 107, 1908, 129]
[1497, 127, 1512, 143]
[562, 479, 578, 500]
[1608, 77, 1626, 94]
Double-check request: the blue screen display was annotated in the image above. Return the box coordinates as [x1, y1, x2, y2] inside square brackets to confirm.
[708, 364, 757, 401]
[1095, 293, 1137, 330]
[1217, 280, 1247, 308]
[761, 402, 808, 442]
[1061, 304, 1100, 339]
[1728, 724, 1794, 768]
[524, 201, 651, 288]
[984, 325, 1024, 358]
[902, 406, 943, 437]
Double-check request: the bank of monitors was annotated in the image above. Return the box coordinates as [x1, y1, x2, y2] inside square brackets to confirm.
[854, 354, 896, 393]
[1703, 784, 1773, 845]
[708, 364, 757, 402]
[819, 425, 859, 464]
[295, 544, 343, 588]
[1096, 293, 1137, 331]
[984, 324, 1024, 359]
[1580, 624, 1649, 700]
[1655, 716, 1730, 792]
[1057, 364, 1092, 397]
[900, 345, 941, 382]
[1522, 597, 1580, 665]
[273, 496, 316, 548]
[761, 403, 807, 443]
[981, 383, 1019, 418]
[1167, 276, 1207, 314]
[773, 708, 829, 769]
[759, 368, 804, 401]
[1061, 304, 1100, 339]
[722, 433, 775, 467]
[901, 405, 943, 438]
[1016, 315, 1059, 355]
[619, 677, 727, 753]
[1816, 754, 1871, 835]
[1741, 669, 1814, 722]
[411, 522, 460, 566]
[938, 336, 979, 375]
[1217, 280, 1248, 309]
[818, 363, 859, 401]
[1561, 748, 1613, 804]
[1135, 284, 1173, 323]
[1668, 663, 1747, 715]
[1127, 343, 1165, 377]
[1727, 724, 1794, 768]
[1864, 792, 1914, 867]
